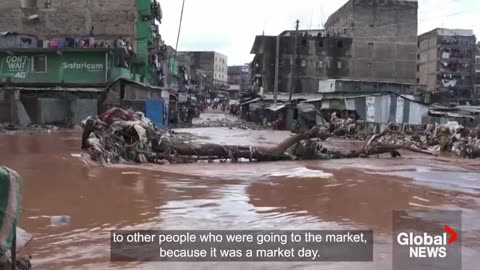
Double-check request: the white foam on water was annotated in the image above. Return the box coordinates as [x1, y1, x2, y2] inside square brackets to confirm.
[268, 167, 333, 179]
[121, 172, 141, 175]
[412, 196, 430, 202]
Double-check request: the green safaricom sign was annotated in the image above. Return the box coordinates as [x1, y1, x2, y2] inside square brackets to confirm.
[62, 62, 104, 72]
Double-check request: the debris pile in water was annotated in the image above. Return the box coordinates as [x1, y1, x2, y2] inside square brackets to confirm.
[328, 112, 480, 159]
[81, 107, 173, 165]
[81, 108, 479, 165]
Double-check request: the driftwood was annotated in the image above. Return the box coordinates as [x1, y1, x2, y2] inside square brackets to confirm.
[359, 128, 435, 158]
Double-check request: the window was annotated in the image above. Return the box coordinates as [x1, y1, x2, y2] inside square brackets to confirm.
[368, 42, 374, 47]
[417, 65, 420, 72]
[32, 55, 47, 72]
[318, 61, 323, 68]
[301, 59, 306, 67]
[337, 40, 343, 48]
[301, 39, 307, 47]
[337, 61, 342, 69]
[417, 78, 420, 83]
[417, 54, 420, 60]
[319, 40, 324, 48]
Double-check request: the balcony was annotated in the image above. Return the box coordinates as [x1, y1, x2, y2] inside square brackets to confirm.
[137, 0, 162, 22]
[137, 0, 152, 15]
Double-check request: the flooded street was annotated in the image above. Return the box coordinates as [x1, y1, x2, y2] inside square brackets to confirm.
[1, 113, 480, 269]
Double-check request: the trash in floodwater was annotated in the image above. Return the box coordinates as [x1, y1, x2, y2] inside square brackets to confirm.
[50, 215, 71, 226]
[268, 167, 333, 179]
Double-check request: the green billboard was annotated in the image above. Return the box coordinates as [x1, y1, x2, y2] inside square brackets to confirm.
[0, 50, 108, 84]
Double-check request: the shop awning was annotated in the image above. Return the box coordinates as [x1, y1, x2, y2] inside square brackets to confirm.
[267, 104, 286, 111]
[240, 97, 261, 106]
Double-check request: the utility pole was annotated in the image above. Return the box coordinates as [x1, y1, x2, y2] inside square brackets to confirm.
[288, 20, 300, 102]
[273, 35, 280, 106]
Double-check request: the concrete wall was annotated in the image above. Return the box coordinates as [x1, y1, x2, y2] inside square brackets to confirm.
[325, 0, 418, 84]
[417, 31, 438, 92]
[72, 99, 97, 124]
[0, 0, 136, 43]
[33, 97, 97, 125]
[38, 98, 68, 124]
[0, 89, 10, 123]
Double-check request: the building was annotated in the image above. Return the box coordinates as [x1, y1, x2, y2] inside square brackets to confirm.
[0, 48, 129, 85]
[0, 0, 164, 85]
[250, 34, 353, 94]
[324, 0, 418, 84]
[0, 47, 169, 126]
[474, 43, 480, 102]
[418, 28, 476, 105]
[228, 64, 251, 93]
[188, 51, 228, 90]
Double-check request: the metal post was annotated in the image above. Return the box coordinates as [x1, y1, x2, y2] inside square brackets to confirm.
[10, 222, 16, 270]
[273, 35, 280, 106]
[289, 20, 300, 103]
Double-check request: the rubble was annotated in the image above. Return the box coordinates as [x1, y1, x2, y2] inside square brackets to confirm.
[191, 115, 261, 129]
[81, 107, 448, 166]
[0, 123, 62, 135]
[329, 114, 480, 159]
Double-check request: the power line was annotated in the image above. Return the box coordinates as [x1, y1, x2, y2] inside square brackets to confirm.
[174, 0, 186, 61]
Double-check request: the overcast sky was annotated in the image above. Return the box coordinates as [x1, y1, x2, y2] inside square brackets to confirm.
[158, 0, 480, 65]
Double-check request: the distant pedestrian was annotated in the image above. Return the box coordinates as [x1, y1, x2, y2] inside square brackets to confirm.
[89, 26, 95, 48]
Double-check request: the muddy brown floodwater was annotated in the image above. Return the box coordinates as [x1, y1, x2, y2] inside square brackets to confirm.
[0, 119, 480, 269]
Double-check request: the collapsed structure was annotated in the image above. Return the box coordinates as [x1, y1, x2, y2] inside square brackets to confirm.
[81, 108, 480, 166]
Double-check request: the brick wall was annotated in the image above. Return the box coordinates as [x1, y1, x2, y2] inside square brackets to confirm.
[0, 0, 136, 42]
[325, 0, 418, 84]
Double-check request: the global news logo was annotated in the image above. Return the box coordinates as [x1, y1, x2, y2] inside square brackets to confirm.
[396, 225, 458, 258]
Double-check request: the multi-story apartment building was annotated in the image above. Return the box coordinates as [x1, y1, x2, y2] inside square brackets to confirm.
[475, 43, 480, 102]
[418, 28, 476, 105]
[0, 0, 164, 85]
[228, 65, 251, 92]
[324, 0, 418, 84]
[250, 33, 353, 94]
[0, 0, 170, 126]
[188, 51, 228, 90]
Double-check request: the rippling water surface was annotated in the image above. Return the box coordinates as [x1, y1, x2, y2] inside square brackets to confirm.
[0, 122, 479, 269]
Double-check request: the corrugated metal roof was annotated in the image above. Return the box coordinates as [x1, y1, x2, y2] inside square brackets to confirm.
[267, 104, 286, 111]
[428, 110, 475, 120]
[0, 86, 104, 92]
[240, 97, 261, 106]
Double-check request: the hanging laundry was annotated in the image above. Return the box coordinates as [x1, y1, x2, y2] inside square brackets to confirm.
[50, 40, 59, 48]
[155, 55, 161, 71]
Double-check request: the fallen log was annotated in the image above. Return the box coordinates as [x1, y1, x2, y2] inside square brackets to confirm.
[163, 127, 332, 162]
[365, 143, 436, 157]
